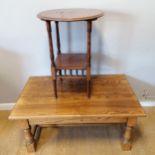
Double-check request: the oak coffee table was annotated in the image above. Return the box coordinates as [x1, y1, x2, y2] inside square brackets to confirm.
[9, 75, 146, 153]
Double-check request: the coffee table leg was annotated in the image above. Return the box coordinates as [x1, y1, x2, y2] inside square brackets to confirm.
[121, 117, 137, 151]
[20, 120, 35, 153]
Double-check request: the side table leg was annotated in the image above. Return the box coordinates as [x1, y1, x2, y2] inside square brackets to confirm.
[20, 120, 35, 153]
[121, 117, 137, 151]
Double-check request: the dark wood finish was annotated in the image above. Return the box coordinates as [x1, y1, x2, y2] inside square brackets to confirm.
[86, 20, 92, 97]
[38, 9, 103, 97]
[87, 20, 92, 67]
[46, 21, 55, 67]
[55, 21, 61, 54]
[9, 75, 146, 152]
[56, 53, 87, 69]
[55, 21, 62, 78]
[46, 21, 57, 97]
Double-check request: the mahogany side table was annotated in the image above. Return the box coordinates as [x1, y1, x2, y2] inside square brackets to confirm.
[37, 9, 103, 97]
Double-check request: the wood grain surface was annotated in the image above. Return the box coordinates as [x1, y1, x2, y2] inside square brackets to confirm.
[56, 53, 87, 69]
[9, 75, 146, 120]
[37, 8, 103, 21]
[1, 108, 154, 155]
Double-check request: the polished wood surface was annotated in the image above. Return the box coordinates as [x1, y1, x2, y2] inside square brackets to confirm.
[1, 108, 153, 154]
[56, 53, 87, 69]
[37, 8, 103, 21]
[38, 9, 103, 97]
[9, 75, 145, 120]
[9, 75, 146, 152]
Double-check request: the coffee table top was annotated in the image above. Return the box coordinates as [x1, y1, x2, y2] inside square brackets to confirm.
[37, 8, 103, 21]
[9, 75, 146, 120]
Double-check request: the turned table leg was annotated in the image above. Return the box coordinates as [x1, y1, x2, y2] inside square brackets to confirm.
[20, 120, 35, 153]
[121, 117, 137, 151]
[122, 126, 133, 150]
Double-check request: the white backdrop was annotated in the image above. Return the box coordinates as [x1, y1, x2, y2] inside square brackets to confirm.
[0, 0, 155, 103]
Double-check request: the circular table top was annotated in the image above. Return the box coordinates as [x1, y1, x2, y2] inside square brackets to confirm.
[37, 8, 103, 22]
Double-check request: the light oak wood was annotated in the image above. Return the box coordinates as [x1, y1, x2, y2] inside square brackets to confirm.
[1, 109, 154, 154]
[37, 8, 103, 21]
[9, 75, 146, 152]
[121, 117, 137, 150]
[29, 117, 127, 125]
[9, 75, 146, 120]
[122, 126, 133, 150]
[20, 120, 35, 153]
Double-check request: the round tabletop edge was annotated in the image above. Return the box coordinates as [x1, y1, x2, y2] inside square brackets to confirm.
[37, 8, 104, 22]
